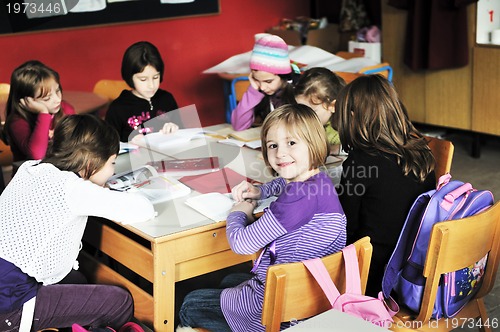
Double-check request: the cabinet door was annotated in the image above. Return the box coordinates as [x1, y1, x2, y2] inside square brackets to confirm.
[472, 47, 500, 136]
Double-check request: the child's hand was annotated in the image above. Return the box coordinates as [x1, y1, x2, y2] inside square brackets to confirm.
[231, 199, 257, 222]
[231, 180, 261, 202]
[248, 73, 259, 91]
[160, 122, 179, 134]
[20, 97, 50, 114]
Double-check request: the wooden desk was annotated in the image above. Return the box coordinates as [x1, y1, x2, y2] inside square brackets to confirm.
[0, 90, 107, 123]
[80, 124, 344, 332]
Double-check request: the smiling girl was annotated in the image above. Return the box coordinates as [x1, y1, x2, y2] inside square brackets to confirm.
[178, 104, 346, 332]
[2, 60, 75, 162]
[230, 34, 299, 131]
[105, 41, 179, 142]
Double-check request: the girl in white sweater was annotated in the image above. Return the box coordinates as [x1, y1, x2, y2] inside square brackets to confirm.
[0, 114, 155, 331]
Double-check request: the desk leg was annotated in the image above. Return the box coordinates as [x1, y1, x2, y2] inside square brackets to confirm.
[153, 241, 176, 332]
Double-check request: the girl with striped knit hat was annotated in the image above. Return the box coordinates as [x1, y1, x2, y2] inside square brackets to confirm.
[231, 34, 300, 131]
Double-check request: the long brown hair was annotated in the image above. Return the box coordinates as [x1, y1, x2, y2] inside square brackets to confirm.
[336, 75, 434, 182]
[3, 60, 65, 143]
[42, 114, 119, 179]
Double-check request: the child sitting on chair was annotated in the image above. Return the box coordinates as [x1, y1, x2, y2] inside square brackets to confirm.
[231, 34, 299, 131]
[178, 104, 346, 332]
[105, 41, 180, 142]
[295, 67, 346, 156]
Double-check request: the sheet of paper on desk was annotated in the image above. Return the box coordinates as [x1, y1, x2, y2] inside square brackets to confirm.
[126, 175, 191, 204]
[203, 45, 345, 74]
[218, 138, 262, 149]
[137, 128, 207, 150]
[184, 192, 277, 222]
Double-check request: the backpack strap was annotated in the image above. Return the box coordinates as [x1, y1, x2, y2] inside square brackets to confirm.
[440, 183, 473, 212]
[303, 258, 341, 307]
[382, 195, 431, 298]
[437, 173, 452, 190]
[341, 244, 362, 295]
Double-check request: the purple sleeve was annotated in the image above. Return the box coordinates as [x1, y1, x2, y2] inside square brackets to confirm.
[226, 211, 287, 255]
[259, 177, 286, 199]
[230, 85, 265, 131]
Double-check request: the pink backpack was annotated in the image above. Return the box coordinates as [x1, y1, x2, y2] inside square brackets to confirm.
[303, 244, 398, 328]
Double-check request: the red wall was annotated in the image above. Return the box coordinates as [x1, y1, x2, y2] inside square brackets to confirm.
[0, 0, 309, 126]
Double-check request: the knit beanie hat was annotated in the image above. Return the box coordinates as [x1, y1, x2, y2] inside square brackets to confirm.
[250, 34, 292, 75]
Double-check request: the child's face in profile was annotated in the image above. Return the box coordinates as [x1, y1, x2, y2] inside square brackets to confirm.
[131, 65, 160, 100]
[296, 95, 333, 126]
[88, 154, 117, 187]
[265, 124, 314, 182]
[251, 70, 282, 96]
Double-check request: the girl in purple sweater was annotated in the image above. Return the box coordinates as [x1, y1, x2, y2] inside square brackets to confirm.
[230, 34, 299, 131]
[179, 104, 346, 332]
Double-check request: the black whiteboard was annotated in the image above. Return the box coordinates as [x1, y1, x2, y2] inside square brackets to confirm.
[0, 0, 220, 34]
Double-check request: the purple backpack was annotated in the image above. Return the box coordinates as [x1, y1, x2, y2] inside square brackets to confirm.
[382, 174, 494, 318]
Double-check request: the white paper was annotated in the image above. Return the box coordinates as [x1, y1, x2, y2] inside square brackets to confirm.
[185, 193, 277, 222]
[137, 128, 206, 150]
[203, 45, 346, 74]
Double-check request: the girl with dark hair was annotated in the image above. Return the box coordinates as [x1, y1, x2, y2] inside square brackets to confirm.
[105, 41, 179, 142]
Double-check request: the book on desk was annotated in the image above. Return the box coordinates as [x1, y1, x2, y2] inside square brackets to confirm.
[106, 165, 191, 204]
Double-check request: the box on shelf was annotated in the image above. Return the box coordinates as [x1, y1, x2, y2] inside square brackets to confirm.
[266, 24, 340, 54]
[348, 41, 381, 63]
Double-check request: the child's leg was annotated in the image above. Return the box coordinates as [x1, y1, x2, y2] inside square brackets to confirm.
[32, 284, 133, 331]
[178, 288, 230, 332]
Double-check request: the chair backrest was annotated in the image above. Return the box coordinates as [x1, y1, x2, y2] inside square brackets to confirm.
[227, 76, 250, 123]
[425, 136, 454, 181]
[0, 83, 10, 95]
[261, 237, 372, 332]
[415, 201, 500, 323]
[92, 79, 129, 119]
[358, 62, 394, 82]
[92, 79, 129, 101]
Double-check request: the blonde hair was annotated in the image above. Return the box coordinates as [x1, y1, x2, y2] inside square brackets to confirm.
[260, 104, 328, 170]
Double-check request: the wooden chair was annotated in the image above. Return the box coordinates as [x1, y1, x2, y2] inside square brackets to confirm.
[92, 79, 129, 118]
[389, 201, 500, 332]
[425, 136, 454, 181]
[261, 237, 373, 332]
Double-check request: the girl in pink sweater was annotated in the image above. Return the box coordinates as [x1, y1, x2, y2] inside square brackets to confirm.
[2, 60, 75, 162]
[231, 34, 299, 131]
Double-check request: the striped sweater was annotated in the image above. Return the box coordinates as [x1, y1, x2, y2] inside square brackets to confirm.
[221, 172, 347, 331]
